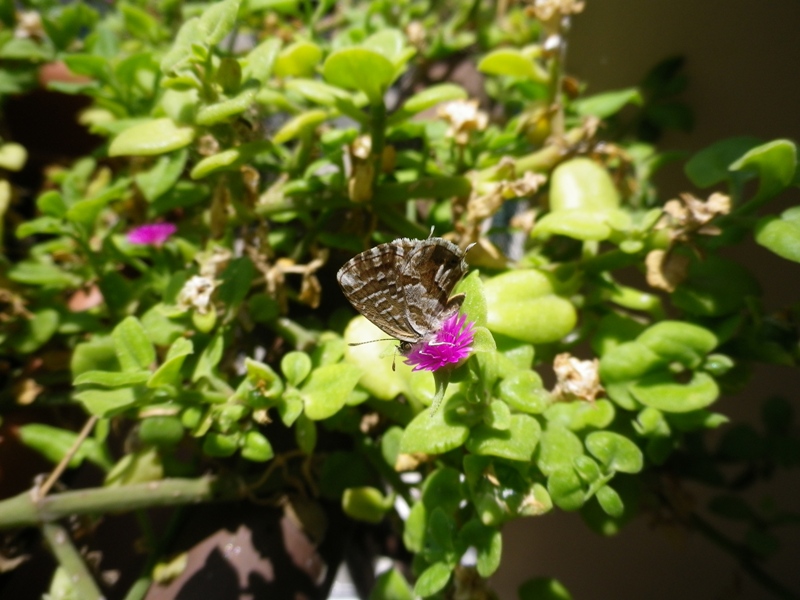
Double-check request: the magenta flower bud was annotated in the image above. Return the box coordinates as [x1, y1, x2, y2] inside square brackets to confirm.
[404, 313, 476, 372]
[127, 223, 177, 246]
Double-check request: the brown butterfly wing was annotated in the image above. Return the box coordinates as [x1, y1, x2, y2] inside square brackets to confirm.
[336, 239, 421, 343]
[398, 238, 469, 338]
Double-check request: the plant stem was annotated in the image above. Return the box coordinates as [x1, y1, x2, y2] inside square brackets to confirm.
[0, 476, 239, 529]
[38, 415, 99, 499]
[41, 522, 104, 600]
[690, 513, 799, 599]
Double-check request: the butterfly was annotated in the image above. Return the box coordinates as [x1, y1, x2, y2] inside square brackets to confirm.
[337, 236, 471, 353]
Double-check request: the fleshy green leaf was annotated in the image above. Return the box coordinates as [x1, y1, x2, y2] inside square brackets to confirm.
[112, 317, 156, 372]
[323, 48, 395, 104]
[109, 119, 195, 157]
[573, 88, 642, 118]
[537, 426, 584, 476]
[274, 41, 323, 77]
[466, 414, 540, 461]
[301, 364, 362, 420]
[631, 371, 719, 413]
[478, 48, 547, 82]
[755, 205, 800, 262]
[730, 139, 797, 204]
[585, 431, 644, 474]
[414, 561, 453, 598]
[400, 399, 470, 455]
[74, 370, 150, 387]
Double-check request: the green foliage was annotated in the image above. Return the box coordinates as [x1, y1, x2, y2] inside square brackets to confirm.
[1, 1, 799, 598]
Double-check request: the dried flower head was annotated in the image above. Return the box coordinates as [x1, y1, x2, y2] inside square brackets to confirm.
[404, 313, 475, 372]
[659, 192, 731, 241]
[127, 223, 177, 246]
[552, 353, 603, 402]
[527, 0, 585, 21]
[438, 99, 488, 145]
[177, 275, 219, 314]
[646, 249, 691, 292]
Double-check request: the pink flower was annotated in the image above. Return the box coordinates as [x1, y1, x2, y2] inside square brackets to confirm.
[127, 223, 177, 246]
[404, 313, 475, 372]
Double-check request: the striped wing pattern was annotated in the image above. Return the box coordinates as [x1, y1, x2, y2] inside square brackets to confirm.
[336, 237, 469, 345]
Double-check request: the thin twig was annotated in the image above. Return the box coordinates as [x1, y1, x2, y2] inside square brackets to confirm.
[37, 415, 99, 499]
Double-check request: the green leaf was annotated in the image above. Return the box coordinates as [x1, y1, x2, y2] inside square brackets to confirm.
[342, 486, 393, 523]
[202, 431, 240, 457]
[544, 400, 615, 431]
[466, 414, 541, 461]
[36, 191, 67, 218]
[281, 351, 312, 386]
[595, 484, 624, 517]
[547, 467, 584, 511]
[301, 364, 362, 420]
[272, 109, 329, 144]
[362, 29, 406, 64]
[105, 447, 163, 486]
[109, 119, 195, 157]
[549, 158, 621, 211]
[192, 333, 225, 381]
[537, 426, 584, 476]
[631, 371, 719, 413]
[72, 335, 119, 376]
[113, 317, 156, 372]
[498, 371, 548, 414]
[120, 2, 162, 42]
[240, 430, 274, 462]
[455, 270, 488, 328]
[18, 424, 111, 470]
[730, 139, 797, 204]
[755, 205, 800, 262]
[599, 341, 664, 382]
[241, 37, 281, 83]
[573, 87, 642, 118]
[7, 260, 81, 288]
[519, 577, 573, 600]
[244, 358, 284, 405]
[135, 150, 188, 202]
[585, 431, 644, 474]
[637, 321, 717, 368]
[196, 88, 256, 125]
[484, 270, 577, 344]
[323, 48, 395, 104]
[400, 399, 470, 455]
[684, 136, 761, 187]
[15, 217, 69, 238]
[533, 209, 630, 242]
[388, 83, 467, 125]
[75, 387, 140, 417]
[369, 568, 413, 600]
[217, 257, 255, 309]
[139, 416, 184, 447]
[189, 141, 272, 179]
[13, 308, 59, 353]
[274, 41, 323, 77]
[74, 370, 150, 387]
[148, 337, 193, 388]
[478, 48, 546, 82]
[414, 562, 452, 598]
[198, 0, 241, 46]
[457, 520, 502, 578]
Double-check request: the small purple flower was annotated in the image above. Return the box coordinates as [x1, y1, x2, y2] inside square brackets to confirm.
[127, 223, 177, 246]
[404, 312, 476, 372]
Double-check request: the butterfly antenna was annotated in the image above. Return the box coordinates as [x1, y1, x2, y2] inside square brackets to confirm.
[347, 338, 395, 347]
